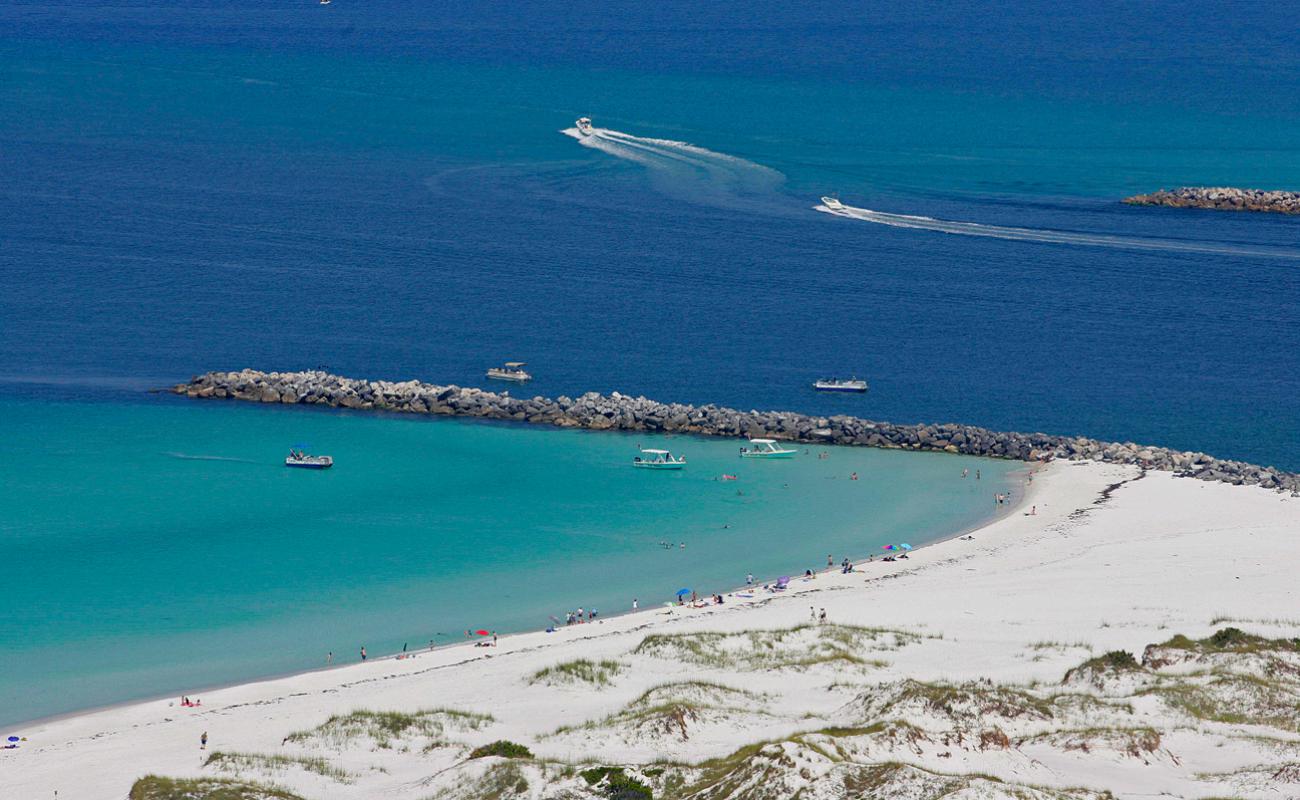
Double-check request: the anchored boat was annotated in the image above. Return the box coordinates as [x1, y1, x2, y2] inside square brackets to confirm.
[813, 377, 869, 393]
[575, 117, 594, 136]
[633, 448, 686, 470]
[486, 361, 532, 383]
[739, 438, 797, 459]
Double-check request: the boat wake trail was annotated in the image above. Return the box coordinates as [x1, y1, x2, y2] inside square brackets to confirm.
[164, 452, 259, 464]
[816, 202, 1300, 260]
[563, 125, 783, 207]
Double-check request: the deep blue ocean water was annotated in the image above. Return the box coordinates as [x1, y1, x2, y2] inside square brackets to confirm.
[1, 1, 1298, 725]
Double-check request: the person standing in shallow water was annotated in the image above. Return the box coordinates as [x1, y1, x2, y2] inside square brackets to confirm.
[360, 646, 367, 661]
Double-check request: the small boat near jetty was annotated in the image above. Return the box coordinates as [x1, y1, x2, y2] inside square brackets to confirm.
[486, 361, 532, 382]
[285, 449, 333, 470]
[633, 448, 686, 470]
[739, 438, 797, 459]
[821, 195, 844, 211]
[813, 377, 868, 393]
[575, 117, 594, 136]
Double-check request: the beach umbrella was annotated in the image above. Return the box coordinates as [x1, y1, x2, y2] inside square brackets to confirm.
[900, 543, 913, 551]
[6, 736, 17, 742]
[474, 629, 491, 636]
[675, 588, 691, 596]
[881, 544, 897, 551]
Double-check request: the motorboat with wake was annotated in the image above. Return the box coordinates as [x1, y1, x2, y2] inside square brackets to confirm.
[813, 377, 869, 393]
[285, 448, 333, 470]
[739, 438, 797, 459]
[486, 361, 532, 382]
[633, 448, 686, 470]
[821, 195, 845, 211]
[575, 117, 594, 136]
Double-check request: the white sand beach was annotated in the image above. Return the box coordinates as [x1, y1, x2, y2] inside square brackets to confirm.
[4, 460, 1299, 799]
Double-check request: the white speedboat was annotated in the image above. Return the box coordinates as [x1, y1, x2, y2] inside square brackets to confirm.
[821, 195, 845, 211]
[739, 438, 797, 459]
[633, 448, 686, 470]
[575, 117, 594, 136]
[286, 451, 333, 470]
[814, 377, 868, 393]
[486, 361, 532, 382]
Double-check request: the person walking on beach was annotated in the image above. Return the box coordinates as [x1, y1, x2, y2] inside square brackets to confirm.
[810, 606, 816, 620]
[360, 646, 367, 661]
[827, 554, 834, 569]
[818, 608, 827, 624]
[200, 731, 208, 750]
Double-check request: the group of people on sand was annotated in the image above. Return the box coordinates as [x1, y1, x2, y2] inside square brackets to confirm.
[564, 608, 598, 625]
[179, 696, 202, 707]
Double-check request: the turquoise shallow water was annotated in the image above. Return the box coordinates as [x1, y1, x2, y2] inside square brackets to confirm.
[4, 0, 1298, 731]
[0, 394, 1020, 727]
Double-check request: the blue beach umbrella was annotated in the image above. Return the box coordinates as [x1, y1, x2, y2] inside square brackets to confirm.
[6, 736, 18, 742]
[675, 588, 691, 596]
[900, 543, 913, 551]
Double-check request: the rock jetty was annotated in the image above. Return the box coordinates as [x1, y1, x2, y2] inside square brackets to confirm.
[1123, 186, 1300, 215]
[173, 370, 1300, 493]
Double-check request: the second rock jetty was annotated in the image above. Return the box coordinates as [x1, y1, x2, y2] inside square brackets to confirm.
[1123, 186, 1300, 214]
[173, 370, 1300, 493]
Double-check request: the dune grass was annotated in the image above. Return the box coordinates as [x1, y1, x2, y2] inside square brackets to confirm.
[287, 707, 492, 748]
[203, 751, 353, 782]
[424, 761, 530, 800]
[633, 623, 915, 671]
[468, 740, 534, 759]
[130, 775, 306, 800]
[529, 658, 624, 687]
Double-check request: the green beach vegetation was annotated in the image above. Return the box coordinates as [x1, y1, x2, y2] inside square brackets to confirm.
[529, 658, 625, 687]
[129, 775, 307, 800]
[287, 708, 492, 749]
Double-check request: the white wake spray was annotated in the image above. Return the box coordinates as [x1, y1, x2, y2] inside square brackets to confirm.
[816, 201, 1300, 259]
[562, 124, 784, 206]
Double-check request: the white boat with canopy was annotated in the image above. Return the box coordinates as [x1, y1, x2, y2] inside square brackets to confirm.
[739, 438, 797, 459]
[486, 361, 532, 382]
[813, 377, 868, 393]
[633, 448, 686, 470]
[575, 117, 594, 136]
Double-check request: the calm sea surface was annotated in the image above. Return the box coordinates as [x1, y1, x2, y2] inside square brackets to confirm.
[1, 0, 1297, 725]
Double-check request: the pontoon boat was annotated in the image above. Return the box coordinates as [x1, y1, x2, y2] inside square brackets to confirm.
[486, 361, 532, 382]
[633, 448, 686, 470]
[285, 451, 333, 469]
[813, 377, 869, 393]
[739, 438, 797, 459]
